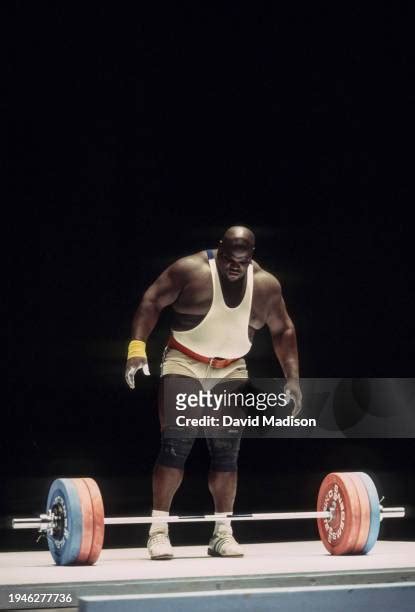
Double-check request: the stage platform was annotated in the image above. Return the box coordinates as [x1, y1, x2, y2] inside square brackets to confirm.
[1, 540, 414, 610]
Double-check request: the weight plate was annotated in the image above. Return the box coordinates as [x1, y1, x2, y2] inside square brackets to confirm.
[347, 472, 371, 554]
[82, 477, 105, 564]
[356, 472, 381, 554]
[46, 479, 83, 565]
[71, 479, 94, 563]
[317, 472, 362, 555]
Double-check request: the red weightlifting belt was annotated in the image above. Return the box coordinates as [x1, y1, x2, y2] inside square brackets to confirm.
[167, 336, 240, 369]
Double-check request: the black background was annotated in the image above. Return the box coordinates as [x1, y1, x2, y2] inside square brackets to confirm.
[4, 3, 414, 552]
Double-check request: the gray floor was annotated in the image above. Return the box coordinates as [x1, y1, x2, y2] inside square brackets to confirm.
[1, 540, 415, 586]
[1, 541, 414, 610]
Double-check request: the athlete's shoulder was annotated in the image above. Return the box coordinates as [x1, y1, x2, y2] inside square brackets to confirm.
[252, 261, 282, 294]
[168, 251, 208, 276]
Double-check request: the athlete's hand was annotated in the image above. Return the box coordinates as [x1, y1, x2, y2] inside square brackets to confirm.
[284, 378, 302, 417]
[125, 357, 150, 389]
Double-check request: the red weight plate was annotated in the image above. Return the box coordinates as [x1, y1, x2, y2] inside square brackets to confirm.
[317, 472, 362, 555]
[71, 479, 94, 563]
[347, 472, 371, 554]
[82, 478, 105, 565]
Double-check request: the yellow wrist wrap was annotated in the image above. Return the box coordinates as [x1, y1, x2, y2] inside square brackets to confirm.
[127, 340, 147, 359]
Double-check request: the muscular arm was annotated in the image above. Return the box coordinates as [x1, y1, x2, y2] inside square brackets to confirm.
[125, 258, 194, 388]
[131, 258, 191, 341]
[265, 277, 299, 381]
[264, 275, 302, 414]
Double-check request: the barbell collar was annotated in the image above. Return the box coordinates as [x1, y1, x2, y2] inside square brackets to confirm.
[12, 513, 53, 531]
[379, 506, 405, 520]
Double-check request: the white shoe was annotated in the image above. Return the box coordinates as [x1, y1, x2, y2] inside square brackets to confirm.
[207, 531, 244, 557]
[147, 532, 174, 560]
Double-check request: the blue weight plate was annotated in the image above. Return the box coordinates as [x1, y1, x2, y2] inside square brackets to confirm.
[46, 478, 83, 565]
[356, 472, 381, 554]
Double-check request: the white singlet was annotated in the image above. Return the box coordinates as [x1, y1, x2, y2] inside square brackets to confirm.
[172, 252, 254, 359]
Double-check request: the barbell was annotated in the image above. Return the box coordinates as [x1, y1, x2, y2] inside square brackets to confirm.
[11, 472, 405, 565]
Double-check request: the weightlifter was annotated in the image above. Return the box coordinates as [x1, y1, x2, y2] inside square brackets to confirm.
[125, 226, 301, 559]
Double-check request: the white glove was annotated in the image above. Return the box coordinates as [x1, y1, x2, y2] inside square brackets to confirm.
[125, 360, 150, 389]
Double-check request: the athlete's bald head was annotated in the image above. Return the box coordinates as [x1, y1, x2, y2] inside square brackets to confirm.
[216, 226, 255, 282]
[220, 225, 255, 254]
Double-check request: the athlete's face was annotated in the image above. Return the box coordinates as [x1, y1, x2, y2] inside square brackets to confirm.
[216, 249, 252, 282]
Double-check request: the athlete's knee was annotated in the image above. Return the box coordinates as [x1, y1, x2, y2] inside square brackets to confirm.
[207, 437, 240, 472]
[156, 432, 195, 470]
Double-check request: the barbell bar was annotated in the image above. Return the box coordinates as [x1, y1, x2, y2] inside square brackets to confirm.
[11, 472, 405, 564]
[13, 510, 333, 529]
[13, 507, 404, 528]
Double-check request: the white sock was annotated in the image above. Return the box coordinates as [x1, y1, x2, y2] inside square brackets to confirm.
[213, 512, 233, 535]
[149, 509, 169, 535]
